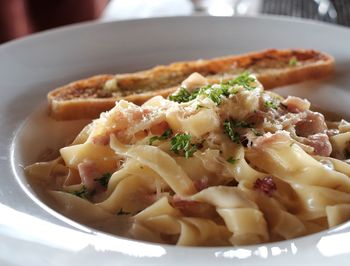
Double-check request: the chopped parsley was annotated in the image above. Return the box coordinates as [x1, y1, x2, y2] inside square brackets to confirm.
[289, 57, 298, 66]
[227, 157, 239, 164]
[117, 208, 131, 216]
[188, 87, 201, 100]
[264, 99, 279, 110]
[199, 84, 230, 105]
[149, 128, 173, 145]
[223, 121, 241, 144]
[170, 133, 198, 158]
[223, 120, 253, 144]
[168, 72, 257, 105]
[71, 186, 89, 199]
[226, 72, 256, 90]
[96, 173, 112, 188]
[168, 87, 192, 103]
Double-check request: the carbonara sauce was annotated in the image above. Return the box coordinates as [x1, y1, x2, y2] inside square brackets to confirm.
[25, 73, 350, 246]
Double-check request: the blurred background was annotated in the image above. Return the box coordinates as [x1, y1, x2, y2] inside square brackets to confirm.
[1, 0, 349, 44]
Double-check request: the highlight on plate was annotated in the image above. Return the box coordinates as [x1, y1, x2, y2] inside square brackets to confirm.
[25, 72, 350, 246]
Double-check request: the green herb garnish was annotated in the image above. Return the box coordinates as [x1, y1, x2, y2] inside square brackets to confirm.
[289, 57, 298, 66]
[227, 157, 239, 164]
[168, 87, 192, 103]
[223, 120, 253, 144]
[168, 72, 257, 105]
[264, 99, 279, 110]
[170, 133, 198, 158]
[186, 87, 200, 101]
[223, 121, 241, 144]
[227, 72, 256, 90]
[149, 128, 173, 145]
[96, 173, 112, 188]
[71, 186, 89, 199]
[199, 84, 229, 105]
[117, 208, 131, 216]
[169, 84, 226, 105]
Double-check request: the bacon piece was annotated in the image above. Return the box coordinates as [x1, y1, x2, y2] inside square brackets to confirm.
[253, 176, 277, 197]
[171, 196, 201, 216]
[247, 110, 265, 125]
[282, 96, 310, 113]
[77, 161, 101, 190]
[150, 121, 170, 135]
[302, 133, 332, 157]
[99, 108, 129, 132]
[131, 107, 151, 121]
[91, 103, 153, 145]
[295, 111, 327, 137]
[193, 177, 209, 191]
[92, 134, 110, 145]
[171, 196, 216, 218]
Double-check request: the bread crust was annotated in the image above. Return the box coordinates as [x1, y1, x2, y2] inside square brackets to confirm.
[47, 49, 334, 120]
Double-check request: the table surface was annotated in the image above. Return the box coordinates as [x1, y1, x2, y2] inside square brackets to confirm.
[262, 0, 349, 26]
[101, 0, 350, 27]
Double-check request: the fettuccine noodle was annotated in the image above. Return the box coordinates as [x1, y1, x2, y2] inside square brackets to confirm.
[26, 72, 350, 246]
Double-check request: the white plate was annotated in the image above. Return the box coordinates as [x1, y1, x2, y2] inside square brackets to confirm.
[1, 16, 350, 266]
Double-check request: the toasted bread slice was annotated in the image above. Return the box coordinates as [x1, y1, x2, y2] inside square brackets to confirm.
[48, 49, 334, 120]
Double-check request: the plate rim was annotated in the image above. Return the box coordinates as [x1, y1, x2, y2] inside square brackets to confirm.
[1, 15, 350, 265]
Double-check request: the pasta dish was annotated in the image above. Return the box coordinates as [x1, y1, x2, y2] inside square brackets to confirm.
[26, 72, 350, 246]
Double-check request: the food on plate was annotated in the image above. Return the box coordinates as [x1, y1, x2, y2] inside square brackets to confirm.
[26, 71, 350, 246]
[47, 49, 334, 120]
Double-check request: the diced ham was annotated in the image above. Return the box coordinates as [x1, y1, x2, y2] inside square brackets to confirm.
[282, 96, 310, 113]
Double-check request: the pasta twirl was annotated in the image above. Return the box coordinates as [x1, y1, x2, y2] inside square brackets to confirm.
[26, 72, 350, 246]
